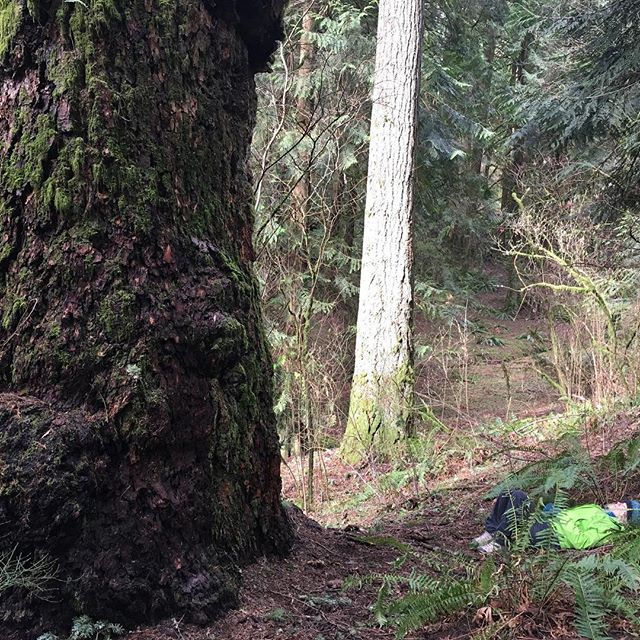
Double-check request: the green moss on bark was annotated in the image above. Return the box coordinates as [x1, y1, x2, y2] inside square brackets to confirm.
[0, 235, 13, 264]
[1, 113, 57, 191]
[41, 137, 88, 217]
[1, 293, 26, 331]
[97, 291, 136, 342]
[340, 364, 414, 464]
[0, 0, 21, 59]
[0, 0, 291, 633]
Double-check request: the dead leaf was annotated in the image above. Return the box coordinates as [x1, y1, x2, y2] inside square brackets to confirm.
[474, 606, 493, 625]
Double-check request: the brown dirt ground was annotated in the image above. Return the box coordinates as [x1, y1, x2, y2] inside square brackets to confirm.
[126, 406, 640, 640]
[127, 489, 491, 640]
[414, 286, 563, 429]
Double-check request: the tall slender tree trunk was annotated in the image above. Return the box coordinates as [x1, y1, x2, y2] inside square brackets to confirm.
[502, 32, 533, 311]
[340, 0, 423, 464]
[293, 2, 316, 504]
[0, 0, 291, 636]
[292, 4, 314, 227]
[286, 2, 324, 508]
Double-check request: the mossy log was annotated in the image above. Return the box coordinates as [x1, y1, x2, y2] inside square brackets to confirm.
[0, 0, 291, 636]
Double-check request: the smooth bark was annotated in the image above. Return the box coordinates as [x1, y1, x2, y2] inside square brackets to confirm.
[340, 0, 423, 463]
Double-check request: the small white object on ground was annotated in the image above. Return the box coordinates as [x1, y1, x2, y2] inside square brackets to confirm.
[472, 531, 494, 547]
[479, 540, 501, 554]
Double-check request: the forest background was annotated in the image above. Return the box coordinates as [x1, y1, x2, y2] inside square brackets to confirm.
[253, 0, 640, 508]
[1, 0, 640, 637]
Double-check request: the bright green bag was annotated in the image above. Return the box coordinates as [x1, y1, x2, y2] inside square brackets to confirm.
[552, 504, 622, 549]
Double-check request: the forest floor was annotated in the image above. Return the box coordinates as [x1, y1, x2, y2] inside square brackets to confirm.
[128, 281, 640, 640]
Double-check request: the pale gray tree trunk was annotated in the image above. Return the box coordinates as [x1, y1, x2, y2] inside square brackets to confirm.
[340, 0, 423, 463]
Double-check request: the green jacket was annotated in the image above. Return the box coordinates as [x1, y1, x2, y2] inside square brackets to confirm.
[552, 504, 623, 549]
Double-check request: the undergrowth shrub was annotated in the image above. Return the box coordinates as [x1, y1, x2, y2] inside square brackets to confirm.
[350, 518, 640, 639]
[0, 545, 57, 600]
[349, 429, 640, 640]
[37, 615, 125, 640]
[489, 429, 640, 503]
[508, 208, 640, 407]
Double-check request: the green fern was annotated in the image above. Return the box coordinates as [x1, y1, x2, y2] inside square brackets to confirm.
[368, 562, 494, 639]
[68, 616, 124, 640]
[598, 555, 640, 591]
[561, 565, 611, 640]
[488, 430, 640, 505]
[360, 498, 640, 639]
[388, 580, 483, 639]
[611, 527, 640, 564]
[37, 615, 125, 640]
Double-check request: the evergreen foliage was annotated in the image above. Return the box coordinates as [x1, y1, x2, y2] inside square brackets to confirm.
[253, 0, 375, 470]
[357, 509, 640, 639]
[37, 616, 125, 640]
[516, 0, 640, 216]
[489, 429, 640, 503]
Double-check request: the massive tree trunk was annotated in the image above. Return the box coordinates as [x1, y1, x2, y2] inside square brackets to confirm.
[0, 0, 291, 636]
[340, 0, 423, 464]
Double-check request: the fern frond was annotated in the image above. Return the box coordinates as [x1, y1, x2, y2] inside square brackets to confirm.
[389, 580, 482, 639]
[562, 565, 611, 640]
[598, 556, 640, 591]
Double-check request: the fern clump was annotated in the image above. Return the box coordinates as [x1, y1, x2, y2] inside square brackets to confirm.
[352, 509, 640, 639]
[362, 561, 495, 638]
[37, 615, 125, 640]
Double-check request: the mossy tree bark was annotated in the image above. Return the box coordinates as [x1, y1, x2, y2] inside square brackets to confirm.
[340, 0, 423, 465]
[0, 0, 290, 635]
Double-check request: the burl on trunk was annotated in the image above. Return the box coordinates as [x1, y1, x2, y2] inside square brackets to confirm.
[0, 0, 291, 635]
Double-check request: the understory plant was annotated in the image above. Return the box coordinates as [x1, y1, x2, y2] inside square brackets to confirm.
[350, 433, 640, 640]
[0, 546, 57, 600]
[37, 615, 125, 640]
[253, 0, 374, 507]
[354, 515, 640, 639]
[490, 428, 640, 504]
[508, 205, 640, 408]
